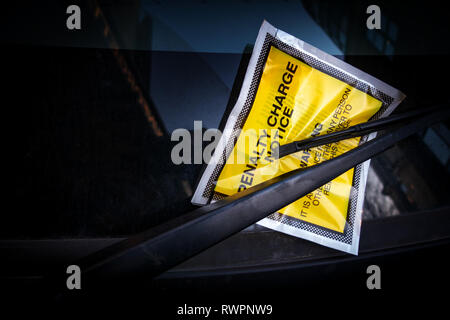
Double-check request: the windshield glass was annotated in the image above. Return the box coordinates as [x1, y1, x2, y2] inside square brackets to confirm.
[2, 0, 449, 241]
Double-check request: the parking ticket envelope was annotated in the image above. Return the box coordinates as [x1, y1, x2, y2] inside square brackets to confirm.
[192, 21, 405, 254]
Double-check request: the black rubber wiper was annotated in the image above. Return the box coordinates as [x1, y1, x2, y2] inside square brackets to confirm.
[274, 105, 443, 159]
[47, 104, 449, 292]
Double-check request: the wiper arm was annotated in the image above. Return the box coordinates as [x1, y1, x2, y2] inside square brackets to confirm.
[275, 105, 443, 159]
[48, 104, 449, 291]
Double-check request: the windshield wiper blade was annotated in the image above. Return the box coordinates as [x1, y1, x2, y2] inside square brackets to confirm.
[274, 105, 444, 159]
[47, 104, 449, 292]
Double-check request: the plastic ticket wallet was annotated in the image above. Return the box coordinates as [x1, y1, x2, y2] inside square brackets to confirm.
[192, 21, 405, 254]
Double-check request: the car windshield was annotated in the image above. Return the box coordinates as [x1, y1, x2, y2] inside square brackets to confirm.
[2, 0, 449, 247]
